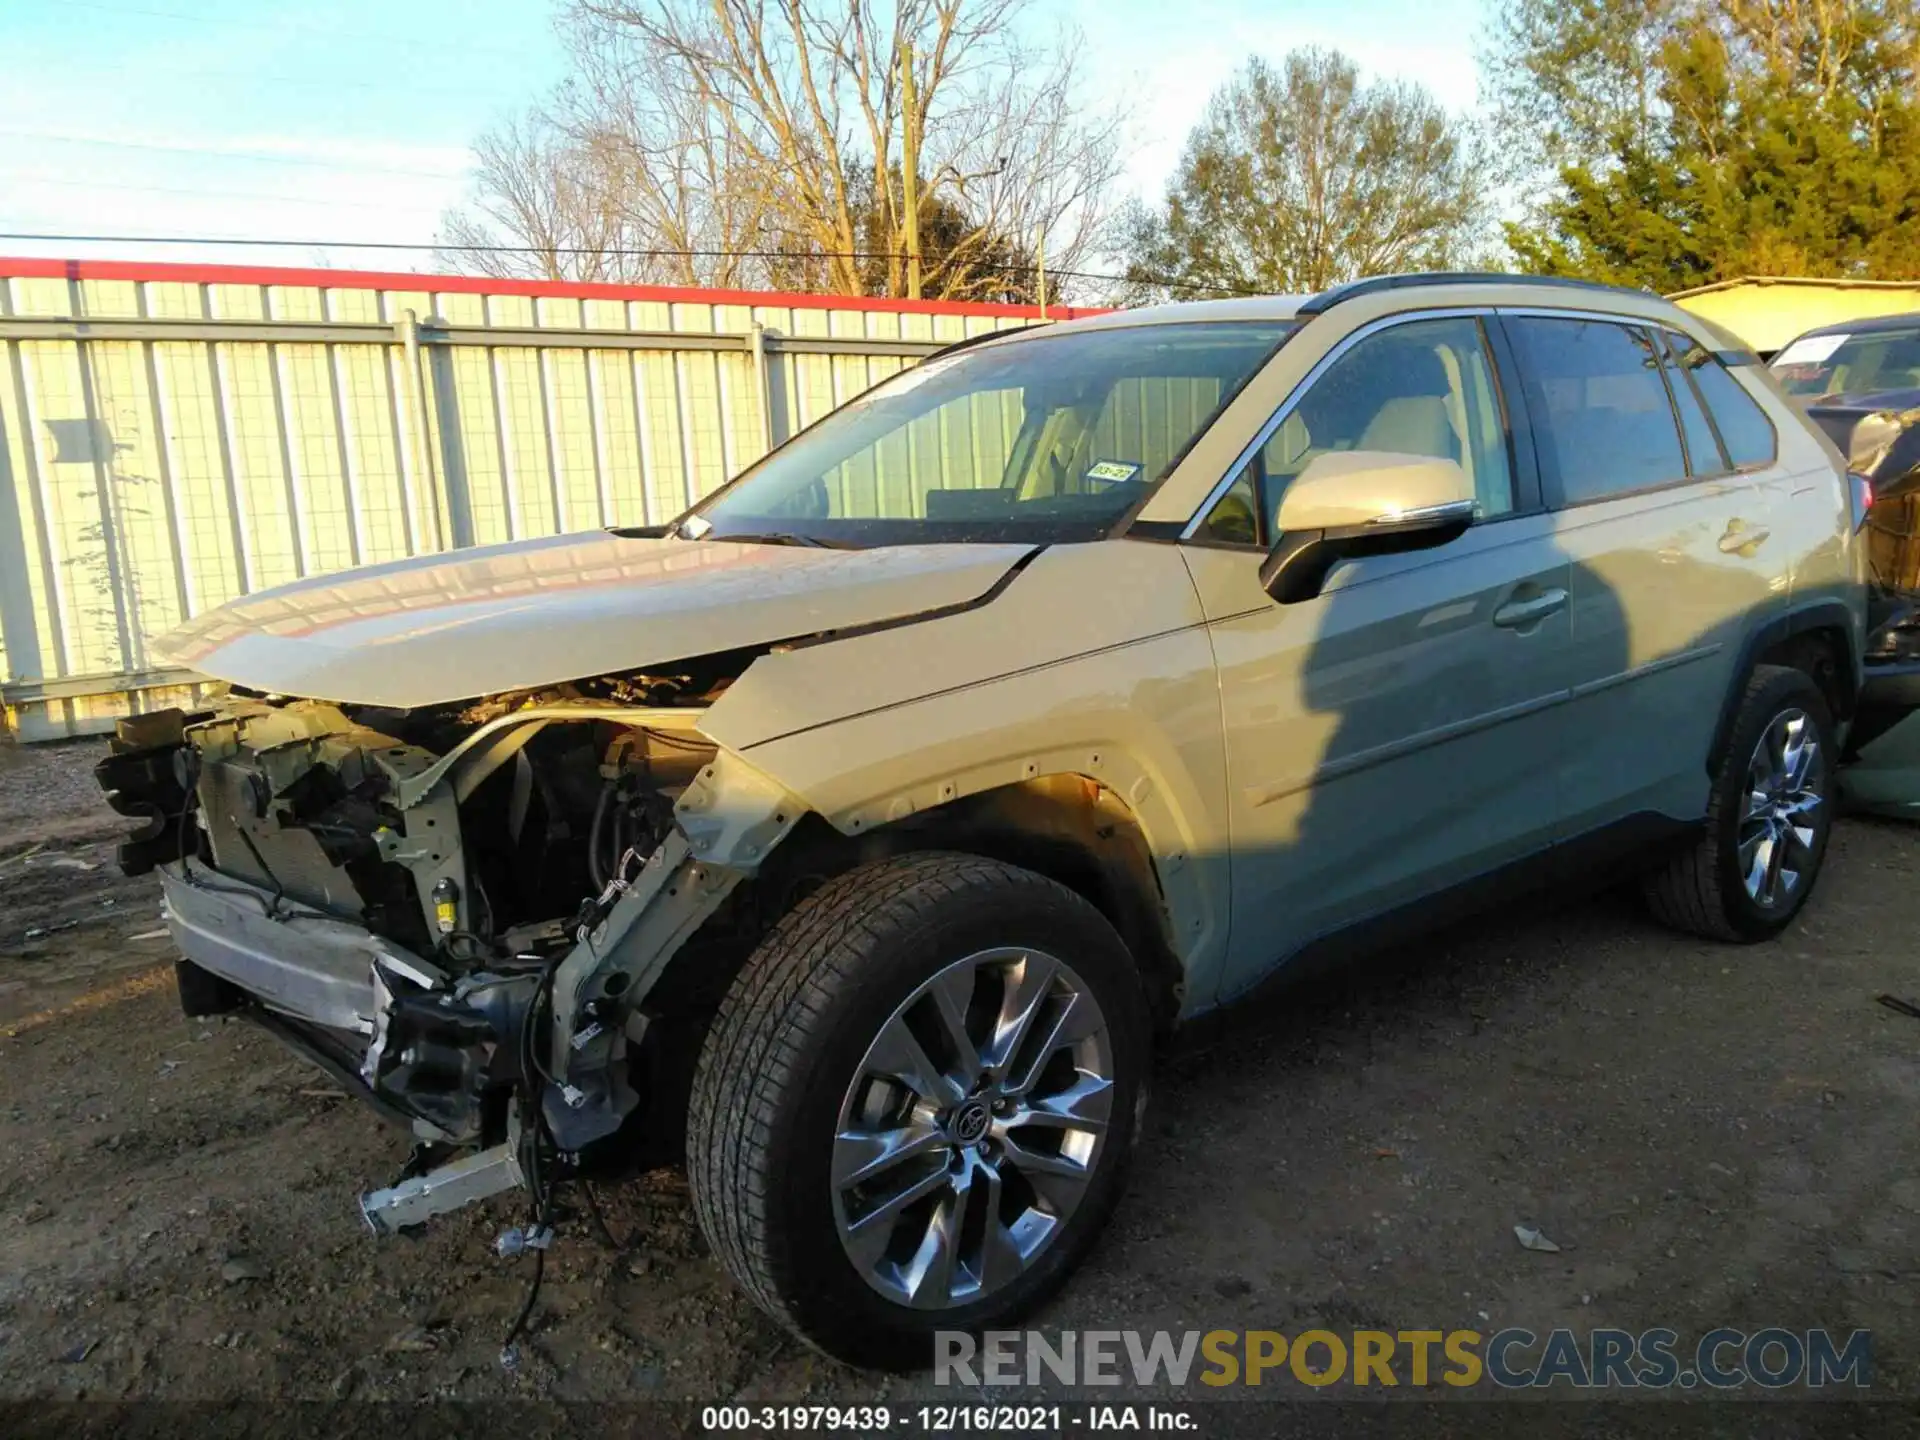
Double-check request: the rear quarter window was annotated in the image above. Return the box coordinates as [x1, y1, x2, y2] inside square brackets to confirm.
[1657, 332, 1729, 474]
[1679, 348, 1778, 468]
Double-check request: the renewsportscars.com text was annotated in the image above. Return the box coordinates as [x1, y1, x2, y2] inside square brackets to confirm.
[935, 1327, 1871, 1390]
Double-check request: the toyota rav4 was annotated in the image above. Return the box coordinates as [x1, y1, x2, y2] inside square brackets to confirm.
[94, 274, 1899, 1368]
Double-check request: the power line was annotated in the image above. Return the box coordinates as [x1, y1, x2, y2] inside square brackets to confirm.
[0, 231, 442, 251]
[0, 231, 907, 261]
[32, 56, 508, 98]
[0, 231, 1256, 298]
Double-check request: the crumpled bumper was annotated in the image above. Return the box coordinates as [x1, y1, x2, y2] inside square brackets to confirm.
[158, 862, 430, 1035]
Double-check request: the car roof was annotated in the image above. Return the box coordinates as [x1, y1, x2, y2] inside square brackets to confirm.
[984, 272, 1716, 344]
[1025, 295, 1314, 333]
[1788, 311, 1920, 341]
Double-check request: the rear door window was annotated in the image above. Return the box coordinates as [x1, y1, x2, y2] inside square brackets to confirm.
[1506, 317, 1686, 505]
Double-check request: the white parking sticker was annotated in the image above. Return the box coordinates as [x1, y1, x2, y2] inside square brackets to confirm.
[1774, 334, 1848, 366]
[1085, 460, 1143, 485]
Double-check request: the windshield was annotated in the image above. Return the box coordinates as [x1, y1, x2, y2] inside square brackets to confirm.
[685, 321, 1294, 545]
[1773, 325, 1920, 399]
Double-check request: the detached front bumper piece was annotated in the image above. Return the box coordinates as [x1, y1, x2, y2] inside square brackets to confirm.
[160, 862, 395, 1035]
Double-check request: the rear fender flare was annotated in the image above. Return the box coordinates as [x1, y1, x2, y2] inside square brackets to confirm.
[1708, 600, 1860, 770]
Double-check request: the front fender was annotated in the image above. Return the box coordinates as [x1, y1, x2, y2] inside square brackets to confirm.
[706, 633, 1235, 1013]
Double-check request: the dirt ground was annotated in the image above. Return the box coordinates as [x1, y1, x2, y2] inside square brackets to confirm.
[3, 737, 1919, 1431]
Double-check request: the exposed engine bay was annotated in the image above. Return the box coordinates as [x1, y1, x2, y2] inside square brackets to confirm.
[93, 655, 809, 1237]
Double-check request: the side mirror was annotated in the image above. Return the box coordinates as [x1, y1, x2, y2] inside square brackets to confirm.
[1258, 451, 1476, 604]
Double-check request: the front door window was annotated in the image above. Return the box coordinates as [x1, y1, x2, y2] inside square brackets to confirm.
[1198, 316, 1515, 546]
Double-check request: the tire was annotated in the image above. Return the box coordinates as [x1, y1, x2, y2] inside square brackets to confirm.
[1643, 664, 1837, 942]
[686, 851, 1151, 1369]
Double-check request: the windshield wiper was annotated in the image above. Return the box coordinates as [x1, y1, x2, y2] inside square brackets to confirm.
[607, 522, 833, 547]
[703, 530, 840, 548]
[608, 517, 848, 547]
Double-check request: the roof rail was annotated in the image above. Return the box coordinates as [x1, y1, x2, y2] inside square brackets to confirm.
[1296, 271, 1652, 317]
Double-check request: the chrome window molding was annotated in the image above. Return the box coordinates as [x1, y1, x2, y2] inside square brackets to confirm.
[1494, 305, 1681, 325]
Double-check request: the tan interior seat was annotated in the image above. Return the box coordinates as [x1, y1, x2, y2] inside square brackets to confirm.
[1359, 395, 1461, 461]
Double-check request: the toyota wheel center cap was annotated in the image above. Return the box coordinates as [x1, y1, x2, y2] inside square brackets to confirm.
[950, 1100, 991, 1145]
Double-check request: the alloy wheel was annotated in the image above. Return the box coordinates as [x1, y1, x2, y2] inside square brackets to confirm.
[1740, 707, 1825, 909]
[830, 946, 1114, 1310]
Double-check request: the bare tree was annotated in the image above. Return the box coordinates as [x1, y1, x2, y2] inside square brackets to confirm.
[439, 0, 1123, 299]
[438, 114, 648, 283]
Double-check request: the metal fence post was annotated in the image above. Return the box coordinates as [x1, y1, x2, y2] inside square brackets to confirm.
[749, 321, 774, 453]
[398, 310, 446, 553]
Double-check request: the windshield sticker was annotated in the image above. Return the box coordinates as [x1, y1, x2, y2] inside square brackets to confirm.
[1085, 459, 1144, 486]
[1774, 334, 1848, 366]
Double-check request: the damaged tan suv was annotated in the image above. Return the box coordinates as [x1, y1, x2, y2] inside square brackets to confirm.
[96, 274, 1876, 1368]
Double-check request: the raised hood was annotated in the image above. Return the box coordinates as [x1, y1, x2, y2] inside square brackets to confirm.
[158, 531, 1035, 708]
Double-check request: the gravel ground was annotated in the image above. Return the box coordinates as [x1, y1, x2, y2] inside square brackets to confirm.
[2, 738, 1918, 1436]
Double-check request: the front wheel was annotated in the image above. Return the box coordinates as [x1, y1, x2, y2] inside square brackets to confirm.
[686, 852, 1151, 1369]
[1644, 664, 1836, 942]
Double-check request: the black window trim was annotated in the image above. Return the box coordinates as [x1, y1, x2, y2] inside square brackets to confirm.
[1178, 305, 1535, 551]
[1482, 314, 1545, 515]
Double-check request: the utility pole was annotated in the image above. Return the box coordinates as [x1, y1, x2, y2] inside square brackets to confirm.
[1036, 224, 1047, 319]
[899, 39, 922, 300]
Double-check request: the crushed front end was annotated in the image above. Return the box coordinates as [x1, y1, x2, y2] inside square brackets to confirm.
[95, 679, 801, 1233]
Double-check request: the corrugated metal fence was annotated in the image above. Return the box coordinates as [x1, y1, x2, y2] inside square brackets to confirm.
[0, 258, 1089, 740]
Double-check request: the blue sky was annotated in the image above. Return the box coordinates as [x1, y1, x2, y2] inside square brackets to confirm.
[0, 0, 1486, 271]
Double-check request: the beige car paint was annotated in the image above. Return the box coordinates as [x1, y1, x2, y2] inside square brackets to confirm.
[689, 282, 1855, 1008]
[156, 529, 1035, 709]
[1748, 363, 1866, 635]
[1546, 337, 1858, 836]
[1273, 452, 1475, 530]
[1547, 472, 1784, 834]
[699, 540, 1236, 1005]
[1181, 509, 1579, 999]
[698, 540, 1208, 750]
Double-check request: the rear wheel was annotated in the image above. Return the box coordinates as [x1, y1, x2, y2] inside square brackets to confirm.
[686, 852, 1150, 1369]
[1644, 665, 1835, 942]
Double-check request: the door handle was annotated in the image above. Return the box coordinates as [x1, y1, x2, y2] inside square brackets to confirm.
[1719, 519, 1771, 554]
[1492, 587, 1568, 628]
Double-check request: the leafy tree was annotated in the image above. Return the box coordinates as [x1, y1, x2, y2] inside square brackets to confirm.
[1490, 0, 1920, 288]
[1481, 0, 1678, 195]
[1119, 50, 1487, 302]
